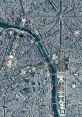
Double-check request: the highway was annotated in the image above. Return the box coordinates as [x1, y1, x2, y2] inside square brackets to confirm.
[0, 21, 59, 117]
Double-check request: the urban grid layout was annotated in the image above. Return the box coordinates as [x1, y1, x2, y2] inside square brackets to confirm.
[0, 0, 82, 117]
